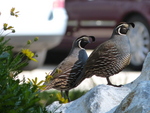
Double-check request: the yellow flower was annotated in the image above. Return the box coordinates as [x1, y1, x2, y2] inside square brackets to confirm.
[27, 77, 46, 91]
[21, 49, 38, 62]
[56, 93, 68, 103]
[53, 68, 62, 77]
[3, 23, 14, 31]
[3, 23, 8, 30]
[28, 77, 44, 86]
[34, 37, 39, 41]
[45, 73, 53, 83]
[27, 40, 32, 45]
[10, 8, 15, 14]
[10, 7, 19, 17]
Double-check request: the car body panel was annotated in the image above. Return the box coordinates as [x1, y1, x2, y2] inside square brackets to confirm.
[55, 0, 150, 51]
[65, 0, 150, 28]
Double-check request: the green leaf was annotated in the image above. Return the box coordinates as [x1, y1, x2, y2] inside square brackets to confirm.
[0, 36, 4, 42]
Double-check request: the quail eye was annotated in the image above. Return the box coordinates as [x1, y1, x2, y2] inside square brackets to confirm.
[120, 27, 128, 34]
[117, 26, 128, 35]
[78, 39, 89, 48]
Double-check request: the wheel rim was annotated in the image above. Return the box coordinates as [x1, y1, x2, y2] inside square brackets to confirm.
[128, 22, 150, 66]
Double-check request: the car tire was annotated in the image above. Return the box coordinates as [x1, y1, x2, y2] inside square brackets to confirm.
[126, 15, 150, 70]
[24, 49, 47, 70]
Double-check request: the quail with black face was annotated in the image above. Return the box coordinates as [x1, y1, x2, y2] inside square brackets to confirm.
[75, 22, 135, 87]
[40, 35, 95, 101]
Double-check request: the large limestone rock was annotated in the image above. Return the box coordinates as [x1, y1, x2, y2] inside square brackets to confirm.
[46, 85, 131, 113]
[46, 53, 150, 113]
[114, 81, 150, 113]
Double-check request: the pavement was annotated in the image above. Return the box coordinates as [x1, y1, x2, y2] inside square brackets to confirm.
[18, 65, 141, 91]
[18, 50, 141, 91]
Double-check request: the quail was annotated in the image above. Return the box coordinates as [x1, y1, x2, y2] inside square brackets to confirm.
[41, 35, 95, 101]
[75, 22, 135, 87]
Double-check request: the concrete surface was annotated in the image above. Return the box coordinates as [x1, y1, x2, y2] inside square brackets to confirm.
[18, 50, 141, 91]
[18, 65, 140, 91]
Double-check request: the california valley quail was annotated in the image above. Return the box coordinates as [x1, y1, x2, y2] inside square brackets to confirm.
[41, 35, 95, 101]
[75, 22, 135, 87]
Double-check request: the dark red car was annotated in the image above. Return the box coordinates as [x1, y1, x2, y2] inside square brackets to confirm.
[48, 0, 150, 70]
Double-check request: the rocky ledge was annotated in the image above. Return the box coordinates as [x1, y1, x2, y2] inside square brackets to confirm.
[46, 53, 150, 113]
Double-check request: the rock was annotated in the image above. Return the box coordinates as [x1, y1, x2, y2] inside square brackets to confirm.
[46, 53, 150, 113]
[114, 81, 150, 113]
[46, 85, 131, 113]
[124, 53, 150, 90]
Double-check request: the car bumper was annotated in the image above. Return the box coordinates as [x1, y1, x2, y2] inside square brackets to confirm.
[6, 35, 63, 52]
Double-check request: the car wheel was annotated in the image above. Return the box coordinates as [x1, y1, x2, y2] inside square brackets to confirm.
[24, 49, 47, 70]
[127, 16, 150, 70]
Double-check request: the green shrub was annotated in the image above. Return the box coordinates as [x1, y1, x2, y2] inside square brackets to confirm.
[0, 8, 88, 113]
[0, 8, 47, 113]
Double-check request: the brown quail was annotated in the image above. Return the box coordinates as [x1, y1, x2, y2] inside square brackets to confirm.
[40, 35, 95, 101]
[75, 22, 135, 87]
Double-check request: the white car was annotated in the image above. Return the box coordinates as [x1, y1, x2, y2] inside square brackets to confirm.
[0, 0, 68, 69]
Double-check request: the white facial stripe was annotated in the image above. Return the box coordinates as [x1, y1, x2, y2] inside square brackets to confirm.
[116, 24, 123, 29]
[118, 27, 126, 36]
[118, 28, 121, 35]
[117, 24, 127, 36]
[76, 37, 84, 42]
[116, 23, 128, 29]
[78, 40, 83, 49]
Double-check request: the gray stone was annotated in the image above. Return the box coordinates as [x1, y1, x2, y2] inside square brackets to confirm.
[46, 85, 131, 113]
[46, 52, 150, 113]
[124, 53, 150, 90]
[114, 81, 150, 113]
